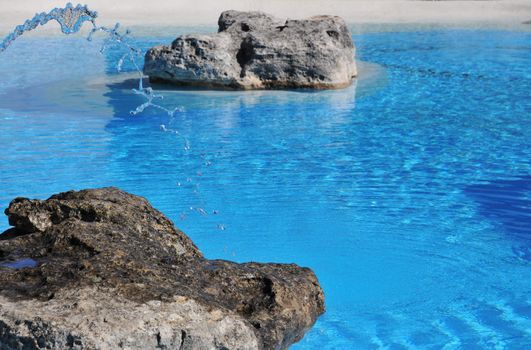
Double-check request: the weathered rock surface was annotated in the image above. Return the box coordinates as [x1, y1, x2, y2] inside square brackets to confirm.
[0, 188, 324, 349]
[144, 10, 356, 90]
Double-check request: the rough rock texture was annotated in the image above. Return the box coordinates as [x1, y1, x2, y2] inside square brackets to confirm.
[144, 10, 356, 90]
[0, 188, 324, 350]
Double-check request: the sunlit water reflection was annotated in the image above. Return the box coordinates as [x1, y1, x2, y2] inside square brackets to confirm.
[0, 27, 530, 349]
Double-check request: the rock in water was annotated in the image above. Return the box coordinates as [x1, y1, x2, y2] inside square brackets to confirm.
[144, 10, 356, 90]
[0, 188, 324, 349]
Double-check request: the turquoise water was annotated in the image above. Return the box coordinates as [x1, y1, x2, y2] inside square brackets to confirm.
[0, 27, 530, 348]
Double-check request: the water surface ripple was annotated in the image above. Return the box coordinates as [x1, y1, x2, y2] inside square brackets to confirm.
[0, 28, 530, 349]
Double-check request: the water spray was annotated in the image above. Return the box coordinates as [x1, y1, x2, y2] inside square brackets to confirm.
[0, 3, 223, 229]
[0, 3, 179, 118]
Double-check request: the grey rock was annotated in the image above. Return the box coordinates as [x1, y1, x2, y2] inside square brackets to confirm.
[144, 10, 356, 90]
[0, 187, 324, 350]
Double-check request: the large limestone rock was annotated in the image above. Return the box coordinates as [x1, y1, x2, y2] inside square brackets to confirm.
[0, 188, 324, 349]
[144, 10, 356, 90]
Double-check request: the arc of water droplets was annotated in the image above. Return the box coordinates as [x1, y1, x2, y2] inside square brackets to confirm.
[0, 3, 180, 119]
[86, 17, 221, 227]
[0, 3, 95, 51]
[0, 3, 225, 230]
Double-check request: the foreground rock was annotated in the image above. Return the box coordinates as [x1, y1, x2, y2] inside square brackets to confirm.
[0, 188, 324, 349]
[144, 10, 356, 90]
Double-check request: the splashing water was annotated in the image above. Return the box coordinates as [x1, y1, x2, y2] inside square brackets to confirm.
[0, 2, 180, 118]
[0, 3, 221, 229]
[0, 3, 97, 52]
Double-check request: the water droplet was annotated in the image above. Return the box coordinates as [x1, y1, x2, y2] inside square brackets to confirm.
[197, 208, 208, 216]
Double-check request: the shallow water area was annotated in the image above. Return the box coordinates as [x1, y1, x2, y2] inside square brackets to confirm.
[0, 258, 38, 270]
[0, 24, 530, 348]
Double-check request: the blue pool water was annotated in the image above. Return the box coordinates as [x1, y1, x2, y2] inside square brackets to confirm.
[0, 26, 530, 348]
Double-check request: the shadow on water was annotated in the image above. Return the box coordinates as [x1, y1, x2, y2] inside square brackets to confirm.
[465, 176, 531, 260]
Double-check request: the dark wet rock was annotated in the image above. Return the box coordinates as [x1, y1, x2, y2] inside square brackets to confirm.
[144, 10, 356, 90]
[0, 187, 324, 350]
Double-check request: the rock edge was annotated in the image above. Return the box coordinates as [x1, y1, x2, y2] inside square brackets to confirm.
[0, 187, 325, 350]
[144, 10, 356, 90]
